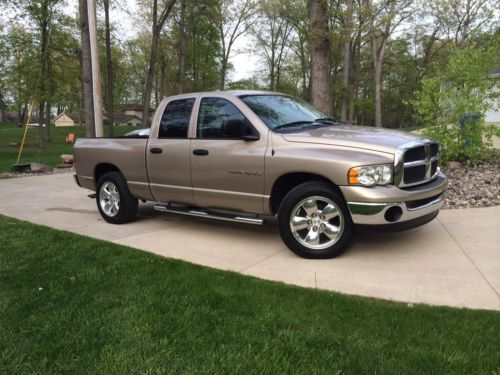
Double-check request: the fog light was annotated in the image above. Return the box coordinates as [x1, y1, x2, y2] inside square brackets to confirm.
[384, 206, 403, 222]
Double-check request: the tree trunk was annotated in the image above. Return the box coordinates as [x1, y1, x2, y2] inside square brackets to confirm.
[45, 49, 53, 142]
[177, 0, 186, 94]
[79, 0, 96, 137]
[159, 53, 166, 98]
[219, 60, 227, 91]
[299, 37, 308, 100]
[104, 0, 114, 136]
[308, 0, 332, 116]
[38, 18, 48, 149]
[142, 27, 159, 128]
[340, 0, 353, 122]
[0, 91, 5, 122]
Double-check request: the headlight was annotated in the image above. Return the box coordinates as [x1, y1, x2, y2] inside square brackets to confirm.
[348, 164, 392, 186]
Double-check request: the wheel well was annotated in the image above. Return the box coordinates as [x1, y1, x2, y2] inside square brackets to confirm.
[94, 163, 121, 184]
[270, 173, 340, 214]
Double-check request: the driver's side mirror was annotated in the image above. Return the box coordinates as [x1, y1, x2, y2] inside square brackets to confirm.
[222, 119, 260, 141]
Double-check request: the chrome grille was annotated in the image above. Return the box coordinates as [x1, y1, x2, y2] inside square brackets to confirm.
[394, 140, 439, 187]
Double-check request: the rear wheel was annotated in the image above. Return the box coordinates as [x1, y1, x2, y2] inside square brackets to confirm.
[278, 182, 353, 258]
[96, 172, 138, 224]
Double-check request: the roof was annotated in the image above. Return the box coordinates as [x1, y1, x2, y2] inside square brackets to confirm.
[105, 113, 142, 123]
[54, 112, 84, 123]
[118, 104, 143, 111]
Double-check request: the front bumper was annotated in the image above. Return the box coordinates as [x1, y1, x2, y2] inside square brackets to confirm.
[341, 172, 447, 226]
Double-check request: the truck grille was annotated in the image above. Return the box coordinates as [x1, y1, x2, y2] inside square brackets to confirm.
[396, 141, 439, 187]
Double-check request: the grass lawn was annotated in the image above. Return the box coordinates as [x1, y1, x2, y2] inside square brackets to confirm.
[0, 215, 499, 373]
[0, 122, 137, 173]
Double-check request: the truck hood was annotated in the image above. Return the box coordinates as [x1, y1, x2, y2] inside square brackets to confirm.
[281, 125, 425, 154]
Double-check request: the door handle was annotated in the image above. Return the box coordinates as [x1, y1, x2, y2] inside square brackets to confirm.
[150, 147, 163, 154]
[193, 149, 209, 156]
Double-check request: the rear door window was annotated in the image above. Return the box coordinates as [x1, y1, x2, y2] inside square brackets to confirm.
[159, 98, 195, 138]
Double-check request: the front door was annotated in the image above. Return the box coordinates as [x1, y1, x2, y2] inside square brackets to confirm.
[190, 97, 268, 214]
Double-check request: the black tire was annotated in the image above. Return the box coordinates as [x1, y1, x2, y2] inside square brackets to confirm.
[277, 181, 353, 258]
[96, 171, 138, 224]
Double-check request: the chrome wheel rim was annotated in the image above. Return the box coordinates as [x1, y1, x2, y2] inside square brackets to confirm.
[99, 181, 120, 217]
[289, 196, 344, 250]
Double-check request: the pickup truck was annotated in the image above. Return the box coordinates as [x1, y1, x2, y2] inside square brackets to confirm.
[74, 91, 447, 258]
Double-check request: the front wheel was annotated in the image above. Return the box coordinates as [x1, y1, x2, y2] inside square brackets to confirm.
[277, 182, 353, 258]
[96, 171, 138, 224]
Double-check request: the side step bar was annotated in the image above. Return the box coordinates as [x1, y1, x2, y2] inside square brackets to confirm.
[153, 204, 264, 226]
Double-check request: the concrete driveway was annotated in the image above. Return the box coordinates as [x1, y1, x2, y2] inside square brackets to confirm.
[0, 173, 499, 311]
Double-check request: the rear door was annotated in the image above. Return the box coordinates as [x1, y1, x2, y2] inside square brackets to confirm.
[190, 96, 268, 214]
[147, 97, 196, 205]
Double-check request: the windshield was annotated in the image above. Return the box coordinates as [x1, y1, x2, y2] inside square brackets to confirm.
[240, 94, 338, 132]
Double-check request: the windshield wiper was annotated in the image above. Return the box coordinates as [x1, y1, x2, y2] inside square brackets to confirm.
[273, 120, 313, 130]
[314, 117, 343, 124]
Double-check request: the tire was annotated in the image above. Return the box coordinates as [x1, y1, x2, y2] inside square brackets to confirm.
[96, 171, 138, 224]
[277, 181, 353, 259]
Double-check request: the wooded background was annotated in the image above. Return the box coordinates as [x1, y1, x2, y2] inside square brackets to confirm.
[0, 0, 498, 140]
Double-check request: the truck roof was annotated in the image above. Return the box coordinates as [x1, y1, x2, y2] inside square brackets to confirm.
[162, 90, 285, 101]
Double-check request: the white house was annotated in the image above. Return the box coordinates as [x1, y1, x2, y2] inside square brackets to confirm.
[485, 67, 500, 126]
[54, 113, 83, 127]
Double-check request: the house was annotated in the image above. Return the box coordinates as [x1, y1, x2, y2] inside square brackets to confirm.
[54, 113, 84, 127]
[117, 104, 154, 121]
[106, 113, 142, 126]
[484, 67, 500, 126]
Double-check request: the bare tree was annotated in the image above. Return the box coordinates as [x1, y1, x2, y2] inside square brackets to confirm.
[141, 0, 177, 128]
[308, 0, 332, 116]
[216, 0, 256, 90]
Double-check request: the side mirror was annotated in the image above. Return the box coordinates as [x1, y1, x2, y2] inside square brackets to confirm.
[222, 119, 260, 141]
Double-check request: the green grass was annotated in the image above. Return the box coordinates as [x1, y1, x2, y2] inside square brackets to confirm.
[1, 215, 499, 373]
[0, 122, 137, 173]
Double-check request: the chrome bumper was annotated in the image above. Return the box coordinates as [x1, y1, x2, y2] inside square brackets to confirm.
[347, 193, 444, 225]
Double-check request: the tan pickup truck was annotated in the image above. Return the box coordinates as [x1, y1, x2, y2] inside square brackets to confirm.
[74, 91, 447, 258]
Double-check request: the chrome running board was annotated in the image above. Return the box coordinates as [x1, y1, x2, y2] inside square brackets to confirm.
[153, 204, 264, 225]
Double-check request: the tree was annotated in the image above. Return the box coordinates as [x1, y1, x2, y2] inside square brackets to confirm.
[176, 0, 187, 94]
[102, 0, 114, 136]
[141, 0, 177, 128]
[308, 0, 332, 115]
[0, 25, 9, 123]
[365, 0, 413, 127]
[20, 0, 63, 146]
[252, 0, 293, 91]
[79, 0, 97, 137]
[215, 0, 256, 90]
[284, 0, 310, 99]
[413, 39, 500, 163]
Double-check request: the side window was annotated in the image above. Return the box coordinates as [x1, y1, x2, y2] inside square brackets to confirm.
[197, 97, 248, 139]
[159, 98, 195, 138]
